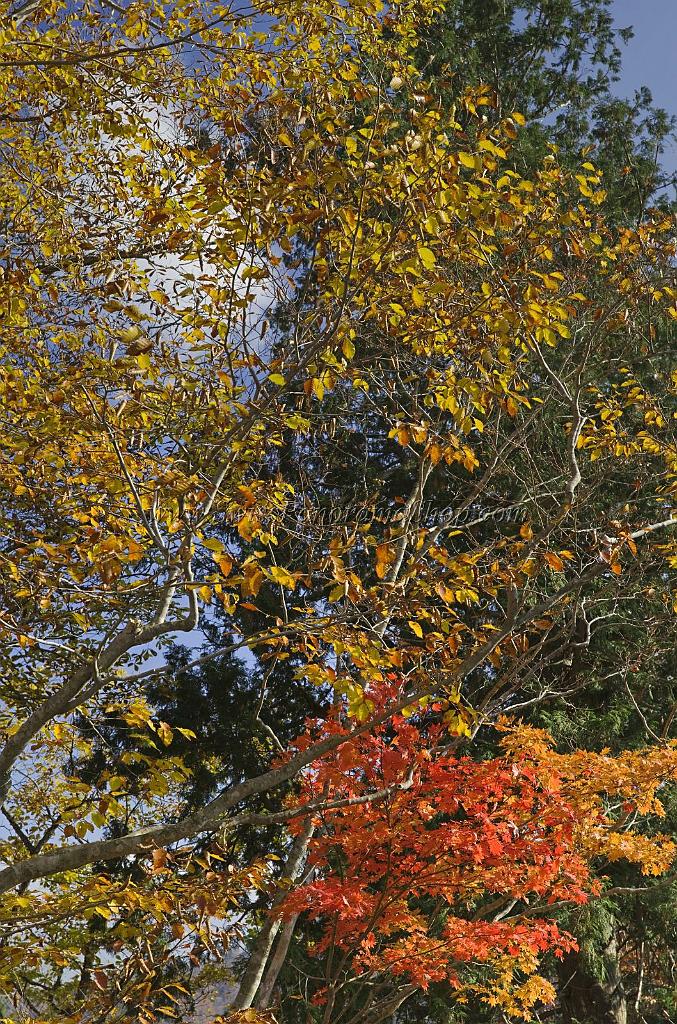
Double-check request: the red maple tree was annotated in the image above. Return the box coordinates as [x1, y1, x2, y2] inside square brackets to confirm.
[278, 690, 677, 1020]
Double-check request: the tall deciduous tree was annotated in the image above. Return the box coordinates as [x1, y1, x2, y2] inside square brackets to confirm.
[0, 0, 676, 1021]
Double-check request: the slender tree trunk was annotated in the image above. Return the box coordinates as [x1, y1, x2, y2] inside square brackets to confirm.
[557, 929, 627, 1024]
[254, 911, 300, 1009]
[232, 816, 314, 1009]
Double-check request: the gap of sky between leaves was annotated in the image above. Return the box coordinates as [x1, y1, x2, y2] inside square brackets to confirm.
[612, 0, 677, 177]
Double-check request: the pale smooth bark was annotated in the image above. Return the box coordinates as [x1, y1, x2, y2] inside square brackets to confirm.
[232, 816, 314, 1009]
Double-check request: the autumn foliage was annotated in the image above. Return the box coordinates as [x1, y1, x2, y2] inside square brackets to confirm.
[1, 0, 677, 1020]
[278, 697, 677, 1018]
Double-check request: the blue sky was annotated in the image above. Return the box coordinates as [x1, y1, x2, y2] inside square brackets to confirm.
[612, 0, 677, 174]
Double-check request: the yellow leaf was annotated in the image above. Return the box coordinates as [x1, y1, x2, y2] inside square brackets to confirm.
[445, 711, 472, 737]
[267, 565, 297, 589]
[342, 337, 355, 359]
[238, 514, 260, 541]
[176, 727, 196, 740]
[157, 721, 173, 746]
[458, 151, 476, 169]
[408, 620, 423, 639]
[417, 246, 436, 270]
[118, 325, 142, 344]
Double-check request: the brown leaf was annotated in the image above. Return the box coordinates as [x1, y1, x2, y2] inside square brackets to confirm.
[126, 336, 153, 356]
[152, 848, 168, 873]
